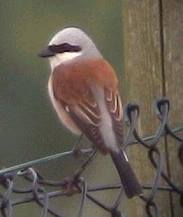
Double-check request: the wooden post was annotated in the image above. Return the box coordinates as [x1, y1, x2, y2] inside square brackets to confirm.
[162, 0, 183, 216]
[122, 0, 169, 216]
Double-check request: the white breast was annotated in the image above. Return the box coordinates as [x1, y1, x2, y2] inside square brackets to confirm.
[48, 76, 81, 135]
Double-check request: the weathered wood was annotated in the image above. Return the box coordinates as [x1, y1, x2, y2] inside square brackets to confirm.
[121, 0, 171, 216]
[162, 0, 183, 216]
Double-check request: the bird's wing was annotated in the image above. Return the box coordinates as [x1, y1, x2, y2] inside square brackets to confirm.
[52, 58, 123, 153]
[104, 88, 123, 146]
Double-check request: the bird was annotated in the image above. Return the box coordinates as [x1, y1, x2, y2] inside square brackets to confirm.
[39, 27, 142, 198]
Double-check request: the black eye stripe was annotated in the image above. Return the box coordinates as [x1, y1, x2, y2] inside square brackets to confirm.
[48, 43, 81, 54]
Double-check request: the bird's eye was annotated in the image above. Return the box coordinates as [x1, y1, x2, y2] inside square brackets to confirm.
[48, 43, 81, 54]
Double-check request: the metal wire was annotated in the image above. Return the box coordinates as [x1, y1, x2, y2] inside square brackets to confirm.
[0, 98, 182, 217]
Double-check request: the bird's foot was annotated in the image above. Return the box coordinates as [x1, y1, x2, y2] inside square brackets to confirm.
[62, 176, 81, 196]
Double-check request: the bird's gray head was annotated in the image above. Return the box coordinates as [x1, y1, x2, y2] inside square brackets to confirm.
[39, 27, 102, 70]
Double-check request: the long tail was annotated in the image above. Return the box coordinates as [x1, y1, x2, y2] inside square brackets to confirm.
[110, 150, 142, 198]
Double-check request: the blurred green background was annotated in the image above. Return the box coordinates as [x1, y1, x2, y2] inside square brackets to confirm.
[0, 0, 122, 216]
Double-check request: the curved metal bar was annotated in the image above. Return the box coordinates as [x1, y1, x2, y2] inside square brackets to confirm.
[0, 99, 182, 217]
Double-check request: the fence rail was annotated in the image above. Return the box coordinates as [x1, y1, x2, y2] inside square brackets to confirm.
[0, 98, 182, 217]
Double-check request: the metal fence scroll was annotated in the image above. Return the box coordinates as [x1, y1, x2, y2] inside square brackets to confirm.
[0, 98, 182, 217]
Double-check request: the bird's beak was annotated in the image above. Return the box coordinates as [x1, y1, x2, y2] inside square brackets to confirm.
[39, 47, 55, 58]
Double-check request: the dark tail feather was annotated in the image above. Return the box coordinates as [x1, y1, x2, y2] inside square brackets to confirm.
[110, 150, 142, 198]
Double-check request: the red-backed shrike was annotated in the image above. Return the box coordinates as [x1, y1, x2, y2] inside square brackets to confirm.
[39, 27, 142, 198]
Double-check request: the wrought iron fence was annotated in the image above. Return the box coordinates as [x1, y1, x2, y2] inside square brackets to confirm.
[0, 98, 182, 217]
